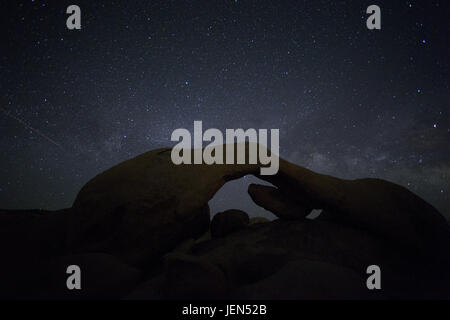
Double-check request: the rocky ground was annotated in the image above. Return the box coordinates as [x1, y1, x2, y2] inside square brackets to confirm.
[1, 144, 449, 299]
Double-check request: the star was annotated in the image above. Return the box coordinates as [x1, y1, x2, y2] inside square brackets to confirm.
[0, 0, 448, 220]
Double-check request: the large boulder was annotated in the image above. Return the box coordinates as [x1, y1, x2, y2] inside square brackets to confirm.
[248, 184, 312, 220]
[68, 145, 263, 265]
[210, 209, 250, 238]
[159, 217, 448, 299]
[63, 143, 450, 268]
[0, 209, 70, 299]
[163, 253, 228, 299]
[249, 155, 450, 255]
[233, 259, 371, 300]
[249, 217, 270, 224]
[189, 219, 390, 296]
[1, 143, 449, 298]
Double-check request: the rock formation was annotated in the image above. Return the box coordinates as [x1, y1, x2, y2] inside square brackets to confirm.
[0, 143, 449, 299]
[210, 209, 250, 238]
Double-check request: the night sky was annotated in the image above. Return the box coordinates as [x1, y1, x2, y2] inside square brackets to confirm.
[1, 0, 449, 220]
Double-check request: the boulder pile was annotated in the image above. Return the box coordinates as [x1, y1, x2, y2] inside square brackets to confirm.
[1, 144, 449, 299]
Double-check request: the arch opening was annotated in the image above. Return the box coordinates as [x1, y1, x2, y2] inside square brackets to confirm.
[208, 175, 277, 220]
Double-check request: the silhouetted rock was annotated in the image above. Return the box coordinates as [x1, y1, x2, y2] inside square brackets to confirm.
[249, 216, 270, 224]
[125, 274, 164, 300]
[248, 184, 313, 220]
[253, 156, 450, 255]
[188, 219, 390, 298]
[233, 259, 371, 299]
[0, 208, 70, 299]
[1, 143, 449, 299]
[69, 146, 263, 265]
[68, 143, 450, 267]
[210, 209, 250, 238]
[163, 253, 228, 299]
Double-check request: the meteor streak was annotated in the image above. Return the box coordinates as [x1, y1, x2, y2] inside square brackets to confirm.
[0, 107, 63, 149]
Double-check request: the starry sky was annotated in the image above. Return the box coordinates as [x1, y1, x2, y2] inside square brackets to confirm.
[1, 0, 449, 220]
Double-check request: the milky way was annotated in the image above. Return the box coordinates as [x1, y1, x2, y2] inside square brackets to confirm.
[1, 1, 449, 219]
